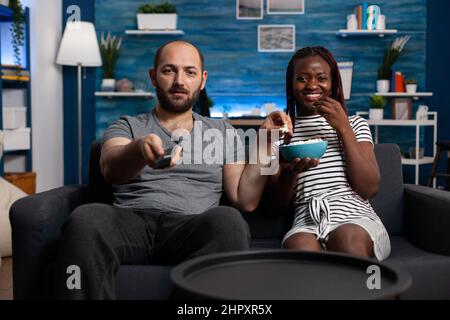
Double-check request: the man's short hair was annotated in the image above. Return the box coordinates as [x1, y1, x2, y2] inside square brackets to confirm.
[153, 40, 205, 71]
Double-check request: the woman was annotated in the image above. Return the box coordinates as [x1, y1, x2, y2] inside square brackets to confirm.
[270, 46, 391, 261]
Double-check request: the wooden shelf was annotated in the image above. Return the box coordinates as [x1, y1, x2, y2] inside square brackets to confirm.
[336, 29, 398, 37]
[401, 157, 434, 165]
[125, 30, 185, 35]
[375, 92, 433, 100]
[95, 92, 154, 98]
[228, 118, 264, 126]
[366, 119, 436, 126]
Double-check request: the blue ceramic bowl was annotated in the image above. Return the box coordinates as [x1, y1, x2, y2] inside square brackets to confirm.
[279, 140, 328, 162]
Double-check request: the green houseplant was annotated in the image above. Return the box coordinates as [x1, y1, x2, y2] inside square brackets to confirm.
[377, 35, 410, 93]
[138, 2, 177, 14]
[369, 95, 386, 120]
[8, 0, 25, 67]
[137, 2, 178, 30]
[99, 32, 122, 91]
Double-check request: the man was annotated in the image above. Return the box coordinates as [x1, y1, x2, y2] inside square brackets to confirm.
[54, 40, 292, 299]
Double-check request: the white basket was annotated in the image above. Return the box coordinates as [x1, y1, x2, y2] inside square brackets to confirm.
[2, 107, 27, 129]
[4, 128, 30, 151]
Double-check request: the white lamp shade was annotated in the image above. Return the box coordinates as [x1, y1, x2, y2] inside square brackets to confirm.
[56, 21, 102, 67]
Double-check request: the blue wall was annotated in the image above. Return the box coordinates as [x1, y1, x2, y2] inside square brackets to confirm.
[93, 0, 429, 184]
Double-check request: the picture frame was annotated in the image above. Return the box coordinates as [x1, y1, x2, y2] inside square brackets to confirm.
[258, 24, 296, 52]
[391, 98, 413, 120]
[267, 0, 305, 15]
[236, 0, 263, 20]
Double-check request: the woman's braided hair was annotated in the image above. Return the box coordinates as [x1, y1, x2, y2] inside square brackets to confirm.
[285, 46, 347, 119]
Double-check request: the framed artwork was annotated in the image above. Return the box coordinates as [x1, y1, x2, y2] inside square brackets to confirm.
[267, 0, 305, 15]
[258, 25, 296, 52]
[236, 0, 263, 20]
[391, 98, 413, 120]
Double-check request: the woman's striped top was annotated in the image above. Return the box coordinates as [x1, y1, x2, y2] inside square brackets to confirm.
[289, 114, 382, 229]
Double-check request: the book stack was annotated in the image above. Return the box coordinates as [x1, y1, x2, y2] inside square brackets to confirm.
[1, 65, 30, 81]
[391, 71, 405, 92]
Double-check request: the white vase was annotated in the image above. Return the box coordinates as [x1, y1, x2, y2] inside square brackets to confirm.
[377, 80, 390, 93]
[101, 79, 116, 92]
[369, 108, 384, 120]
[347, 14, 358, 30]
[376, 15, 386, 30]
[406, 84, 417, 93]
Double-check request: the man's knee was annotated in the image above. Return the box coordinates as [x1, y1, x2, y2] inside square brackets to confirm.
[199, 206, 250, 250]
[63, 203, 113, 243]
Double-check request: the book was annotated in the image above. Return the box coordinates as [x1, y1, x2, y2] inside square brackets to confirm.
[355, 5, 363, 29]
[362, 2, 368, 29]
[394, 72, 405, 93]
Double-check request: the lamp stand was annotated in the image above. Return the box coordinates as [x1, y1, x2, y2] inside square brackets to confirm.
[77, 63, 83, 184]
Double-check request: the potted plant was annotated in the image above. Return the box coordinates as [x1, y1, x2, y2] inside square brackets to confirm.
[137, 2, 177, 30]
[369, 95, 386, 120]
[8, 0, 25, 67]
[405, 79, 418, 93]
[99, 32, 122, 91]
[377, 36, 410, 93]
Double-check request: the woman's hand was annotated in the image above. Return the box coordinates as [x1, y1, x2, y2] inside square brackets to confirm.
[314, 97, 351, 135]
[260, 111, 293, 144]
[281, 156, 320, 174]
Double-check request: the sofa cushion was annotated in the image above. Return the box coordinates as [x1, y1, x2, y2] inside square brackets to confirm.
[370, 144, 404, 235]
[385, 236, 450, 299]
[116, 265, 172, 300]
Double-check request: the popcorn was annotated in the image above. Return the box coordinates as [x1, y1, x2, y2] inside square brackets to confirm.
[285, 138, 323, 145]
[279, 123, 289, 134]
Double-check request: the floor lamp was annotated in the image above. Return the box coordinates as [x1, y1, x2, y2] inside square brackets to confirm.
[56, 21, 102, 184]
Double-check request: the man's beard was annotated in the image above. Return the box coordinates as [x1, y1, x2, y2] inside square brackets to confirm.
[155, 83, 201, 114]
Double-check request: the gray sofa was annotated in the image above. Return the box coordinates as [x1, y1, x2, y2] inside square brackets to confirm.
[10, 143, 450, 299]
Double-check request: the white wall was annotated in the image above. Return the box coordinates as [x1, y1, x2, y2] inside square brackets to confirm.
[21, 0, 64, 192]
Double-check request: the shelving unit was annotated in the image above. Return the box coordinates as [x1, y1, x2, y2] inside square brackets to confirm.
[95, 91, 154, 98]
[336, 29, 398, 37]
[356, 111, 437, 186]
[124, 30, 185, 35]
[0, 6, 32, 176]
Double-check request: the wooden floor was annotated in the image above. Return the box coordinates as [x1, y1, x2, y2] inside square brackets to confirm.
[0, 257, 13, 300]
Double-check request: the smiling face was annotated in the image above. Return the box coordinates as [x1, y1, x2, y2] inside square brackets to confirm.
[293, 55, 332, 115]
[150, 42, 207, 114]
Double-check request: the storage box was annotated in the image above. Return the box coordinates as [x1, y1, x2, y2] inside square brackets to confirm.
[2, 106, 27, 129]
[4, 127, 30, 151]
[4, 171, 36, 195]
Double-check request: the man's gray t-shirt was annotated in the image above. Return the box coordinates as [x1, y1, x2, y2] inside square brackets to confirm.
[102, 109, 245, 215]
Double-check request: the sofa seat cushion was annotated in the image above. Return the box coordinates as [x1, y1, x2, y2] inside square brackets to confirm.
[115, 265, 172, 300]
[385, 236, 450, 299]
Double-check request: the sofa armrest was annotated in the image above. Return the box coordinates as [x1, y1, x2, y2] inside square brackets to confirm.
[404, 184, 450, 256]
[10, 185, 88, 299]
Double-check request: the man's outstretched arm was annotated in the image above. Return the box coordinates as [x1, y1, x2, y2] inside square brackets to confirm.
[100, 134, 181, 184]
